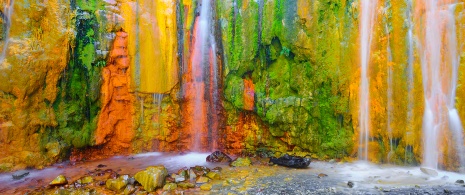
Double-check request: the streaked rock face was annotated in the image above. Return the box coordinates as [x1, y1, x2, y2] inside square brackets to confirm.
[0, 0, 464, 171]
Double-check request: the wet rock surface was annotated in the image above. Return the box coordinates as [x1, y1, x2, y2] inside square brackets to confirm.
[270, 154, 311, 168]
[12, 170, 29, 180]
[206, 151, 233, 163]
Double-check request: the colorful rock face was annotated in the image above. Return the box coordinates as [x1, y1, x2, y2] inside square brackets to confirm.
[0, 0, 464, 172]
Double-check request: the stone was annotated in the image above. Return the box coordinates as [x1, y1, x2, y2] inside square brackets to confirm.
[206, 171, 220, 180]
[206, 151, 233, 163]
[173, 174, 186, 182]
[317, 173, 328, 178]
[347, 181, 354, 188]
[230, 157, 252, 167]
[163, 183, 177, 191]
[420, 167, 438, 176]
[200, 183, 212, 191]
[50, 175, 68, 186]
[78, 176, 93, 184]
[106, 175, 129, 192]
[269, 154, 311, 168]
[457, 180, 465, 184]
[178, 182, 195, 189]
[188, 168, 197, 181]
[123, 185, 136, 195]
[134, 165, 168, 192]
[12, 170, 29, 180]
[196, 176, 210, 184]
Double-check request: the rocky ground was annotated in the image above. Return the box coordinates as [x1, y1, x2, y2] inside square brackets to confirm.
[1, 152, 465, 194]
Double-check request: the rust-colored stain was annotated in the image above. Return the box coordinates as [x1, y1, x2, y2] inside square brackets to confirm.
[243, 79, 255, 111]
[72, 31, 134, 160]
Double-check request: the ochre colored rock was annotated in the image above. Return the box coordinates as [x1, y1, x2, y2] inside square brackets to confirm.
[200, 183, 212, 191]
[50, 175, 68, 186]
[206, 171, 220, 180]
[243, 78, 255, 111]
[134, 165, 168, 192]
[94, 31, 134, 155]
[106, 175, 129, 192]
[163, 183, 177, 191]
[196, 176, 210, 184]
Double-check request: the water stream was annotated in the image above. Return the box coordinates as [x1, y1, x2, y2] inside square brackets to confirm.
[359, 0, 378, 161]
[420, 1, 464, 170]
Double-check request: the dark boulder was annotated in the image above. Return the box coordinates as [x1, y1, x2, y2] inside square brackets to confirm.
[206, 151, 232, 163]
[269, 154, 311, 168]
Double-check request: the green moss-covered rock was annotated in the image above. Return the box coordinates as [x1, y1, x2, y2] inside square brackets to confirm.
[206, 171, 220, 180]
[230, 157, 252, 167]
[134, 165, 168, 192]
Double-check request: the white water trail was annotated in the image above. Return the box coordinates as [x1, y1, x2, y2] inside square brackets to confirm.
[421, 1, 464, 170]
[190, 0, 213, 151]
[359, 0, 378, 161]
[0, 0, 14, 63]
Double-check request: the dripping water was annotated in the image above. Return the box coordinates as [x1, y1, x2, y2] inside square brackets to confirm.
[359, 0, 378, 161]
[405, 0, 415, 165]
[0, 0, 14, 64]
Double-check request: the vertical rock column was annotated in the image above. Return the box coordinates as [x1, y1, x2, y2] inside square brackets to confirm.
[95, 31, 134, 154]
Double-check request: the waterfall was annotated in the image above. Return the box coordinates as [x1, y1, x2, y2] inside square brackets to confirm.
[187, 0, 219, 151]
[420, 1, 464, 170]
[0, 0, 14, 64]
[359, 0, 378, 161]
[385, 21, 394, 162]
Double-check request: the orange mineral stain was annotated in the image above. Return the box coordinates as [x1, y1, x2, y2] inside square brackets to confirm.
[72, 31, 134, 160]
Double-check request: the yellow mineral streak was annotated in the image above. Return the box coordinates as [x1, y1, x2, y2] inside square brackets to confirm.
[120, 0, 178, 93]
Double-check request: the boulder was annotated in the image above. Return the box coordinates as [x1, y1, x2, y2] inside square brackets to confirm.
[269, 154, 311, 168]
[134, 165, 168, 192]
[230, 157, 252, 167]
[206, 151, 233, 163]
[50, 175, 68, 186]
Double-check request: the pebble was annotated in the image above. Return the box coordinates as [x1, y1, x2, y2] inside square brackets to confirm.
[347, 181, 354, 188]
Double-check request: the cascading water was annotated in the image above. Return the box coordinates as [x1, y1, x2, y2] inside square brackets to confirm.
[0, 0, 14, 63]
[420, 1, 465, 170]
[186, 0, 219, 151]
[359, 0, 378, 161]
[385, 21, 394, 162]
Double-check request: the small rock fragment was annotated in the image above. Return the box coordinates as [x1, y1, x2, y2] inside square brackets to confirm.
[456, 179, 464, 184]
[347, 181, 354, 188]
[196, 176, 210, 184]
[163, 183, 177, 191]
[206, 171, 220, 180]
[200, 183, 212, 191]
[318, 173, 328, 178]
[420, 167, 438, 176]
[50, 175, 68, 186]
[12, 170, 29, 180]
[78, 176, 93, 184]
[178, 182, 195, 189]
[106, 175, 129, 192]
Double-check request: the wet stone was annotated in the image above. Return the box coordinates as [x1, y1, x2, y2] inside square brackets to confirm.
[200, 183, 212, 191]
[50, 175, 68, 186]
[196, 176, 210, 184]
[317, 173, 328, 178]
[206, 171, 220, 180]
[230, 157, 252, 167]
[178, 182, 195, 189]
[269, 154, 311, 168]
[163, 183, 177, 191]
[456, 180, 464, 184]
[347, 181, 354, 188]
[12, 170, 29, 180]
[134, 165, 168, 192]
[206, 151, 233, 163]
[106, 175, 129, 192]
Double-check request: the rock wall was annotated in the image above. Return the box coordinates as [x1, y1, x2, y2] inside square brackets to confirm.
[0, 0, 465, 172]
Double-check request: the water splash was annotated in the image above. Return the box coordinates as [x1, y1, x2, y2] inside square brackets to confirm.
[0, 0, 14, 64]
[359, 0, 378, 161]
[420, 1, 464, 170]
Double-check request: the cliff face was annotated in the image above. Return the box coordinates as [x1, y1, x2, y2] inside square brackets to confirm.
[0, 0, 464, 172]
